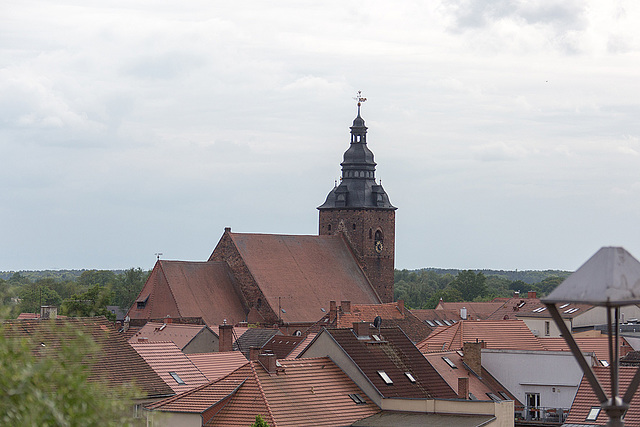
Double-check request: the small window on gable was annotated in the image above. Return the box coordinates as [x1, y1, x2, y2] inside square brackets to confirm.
[586, 407, 601, 421]
[369, 228, 372, 239]
[349, 393, 366, 404]
[136, 295, 149, 309]
[377, 370, 393, 385]
[169, 372, 185, 385]
[442, 357, 457, 369]
[405, 372, 416, 383]
[328, 224, 332, 231]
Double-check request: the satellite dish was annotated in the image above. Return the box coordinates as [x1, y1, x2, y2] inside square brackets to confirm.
[373, 316, 382, 329]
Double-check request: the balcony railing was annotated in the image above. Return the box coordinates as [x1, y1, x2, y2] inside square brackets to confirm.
[515, 405, 569, 424]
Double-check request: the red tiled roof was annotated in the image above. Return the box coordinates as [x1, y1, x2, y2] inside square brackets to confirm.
[3, 317, 173, 398]
[212, 233, 381, 322]
[130, 341, 209, 394]
[486, 297, 592, 321]
[417, 319, 545, 353]
[261, 335, 306, 359]
[127, 260, 247, 326]
[287, 333, 316, 359]
[150, 357, 380, 426]
[324, 327, 457, 399]
[564, 366, 640, 425]
[186, 351, 251, 382]
[423, 350, 521, 405]
[434, 301, 504, 320]
[539, 336, 633, 363]
[129, 322, 211, 350]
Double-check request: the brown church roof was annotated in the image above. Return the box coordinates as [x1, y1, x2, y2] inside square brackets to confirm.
[127, 260, 247, 326]
[212, 232, 382, 322]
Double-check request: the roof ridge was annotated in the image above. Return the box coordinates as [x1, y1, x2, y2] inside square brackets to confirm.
[250, 361, 277, 427]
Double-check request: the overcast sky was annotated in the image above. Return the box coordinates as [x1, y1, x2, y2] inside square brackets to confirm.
[3, 1, 640, 272]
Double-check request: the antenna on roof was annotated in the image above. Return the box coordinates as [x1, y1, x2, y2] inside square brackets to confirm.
[155, 253, 163, 261]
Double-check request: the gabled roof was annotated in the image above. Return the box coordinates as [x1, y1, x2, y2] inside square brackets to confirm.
[129, 321, 213, 350]
[3, 317, 173, 398]
[564, 366, 640, 425]
[260, 335, 306, 359]
[319, 326, 457, 399]
[287, 333, 316, 359]
[186, 351, 249, 382]
[423, 350, 521, 406]
[417, 320, 545, 353]
[130, 341, 209, 394]
[538, 336, 633, 363]
[127, 260, 247, 326]
[211, 232, 382, 322]
[233, 328, 281, 358]
[149, 357, 380, 426]
[434, 301, 504, 320]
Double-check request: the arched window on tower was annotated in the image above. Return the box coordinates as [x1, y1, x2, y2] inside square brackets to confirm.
[369, 228, 372, 239]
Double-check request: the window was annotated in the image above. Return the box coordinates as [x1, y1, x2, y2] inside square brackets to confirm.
[169, 372, 185, 385]
[517, 301, 526, 308]
[498, 391, 510, 400]
[545, 321, 550, 336]
[526, 393, 541, 421]
[377, 370, 393, 385]
[533, 307, 547, 313]
[487, 393, 501, 401]
[442, 357, 457, 369]
[434, 320, 443, 326]
[586, 407, 601, 421]
[133, 403, 143, 418]
[559, 303, 570, 309]
[600, 360, 610, 367]
[443, 320, 452, 326]
[425, 320, 435, 327]
[349, 393, 366, 404]
[328, 224, 332, 231]
[469, 393, 478, 400]
[372, 334, 381, 341]
[352, 223, 356, 230]
[405, 372, 416, 383]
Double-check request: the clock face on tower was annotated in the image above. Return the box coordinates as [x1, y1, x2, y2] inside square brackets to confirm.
[375, 239, 383, 253]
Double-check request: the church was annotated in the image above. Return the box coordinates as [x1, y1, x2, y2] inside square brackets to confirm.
[127, 99, 397, 332]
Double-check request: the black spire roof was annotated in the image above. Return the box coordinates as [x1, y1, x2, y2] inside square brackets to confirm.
[318, 108, 395, 210]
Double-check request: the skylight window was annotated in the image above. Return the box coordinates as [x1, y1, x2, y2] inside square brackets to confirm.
[320, 308, 326, 312]
[586, 407, 601, 421]
[533, 307, 547, 313]
[559, 303, 570, 309]
[442, 356, 457, 369]
[443, 320, 452, 326]
[434, 320, 443, 326]
[517, 301, 526, 308]
[487, 393, 501, 401]
[405, 372, 416, 383]
[469, 393, 478, 400]
[372, 334, 381, 341]
[498, 392, 510, 400]
[377, 370, 393, 385]
[600, 360, 610, 367]
[169, 372, 185, 385]
[349, 393, 366, 404]
[425, 320, 435, 327]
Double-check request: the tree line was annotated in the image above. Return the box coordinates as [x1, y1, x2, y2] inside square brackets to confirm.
[394, 268, 571, 309]
[0, 269, 149, 320]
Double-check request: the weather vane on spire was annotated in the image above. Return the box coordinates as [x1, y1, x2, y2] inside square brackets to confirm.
[354, 90, 367, 115]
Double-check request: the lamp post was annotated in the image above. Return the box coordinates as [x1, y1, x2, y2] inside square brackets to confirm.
[542, 247, 640, 427]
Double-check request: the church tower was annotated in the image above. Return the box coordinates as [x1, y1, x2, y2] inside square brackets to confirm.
[318, 93, 397, 302]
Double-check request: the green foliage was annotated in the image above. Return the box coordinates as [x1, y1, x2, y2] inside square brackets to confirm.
[451, 270, 488, 301]
[111, 268, 149, 311]
[62, 284, 116, 321]
[0, 323, 136, 426]
[251, 414, 270, 427]
[18, 283, 62, 314]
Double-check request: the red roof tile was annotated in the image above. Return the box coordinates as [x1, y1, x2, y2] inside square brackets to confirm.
[564, 366, 640, 425]
[260, 335, 306, 359]
[127, 260, 247, 326]
[434, 301, 504, 320]
[129, 322, 212, 350]
[486, 297, 592, 321]
[539, 336, 633, 363]
[417, 319, 545, 353]
[130, 341, 209, 394]
[186, 351, 249, 382]
[212, 233, 381, 322]
[3, 317, 173, 398]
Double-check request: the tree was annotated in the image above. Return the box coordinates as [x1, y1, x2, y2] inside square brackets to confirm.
[77, 270, 117, 289]
[451, 270, 488, 301]
[17, 284, 62, 314]
[0, 323, 135, 426]
[112, 268, 148, 311]
[62, 284, 115, 320]
[251, 414, 270, 427]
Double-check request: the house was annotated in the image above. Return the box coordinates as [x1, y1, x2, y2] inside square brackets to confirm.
[3, 316, 174, 414]
[130, 341, 209, 394]
[127, 107, 397, 331]
[146, 356, 381, 427]
[259, 334, 307, 359]
[563, 366, 640, 426]
[308, 300, 432, 343]
[417, 319, 545, 353]
[128, 320, 219, 353]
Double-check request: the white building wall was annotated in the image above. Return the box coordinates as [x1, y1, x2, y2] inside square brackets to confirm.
[481, 349, 594, 414]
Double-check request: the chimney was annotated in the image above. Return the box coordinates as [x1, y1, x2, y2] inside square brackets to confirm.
[513, 291, 520, 298]
[224, 227, 231, 233]
[329, 301, 337, 322]
[458, 377, 469, 399]
[460, 307, 468, 320]
[164, 315, 172, 324]
[40, 306, 57, 320]
[528, 291, 537, 299]
[463, 342, 482, 376]
[258, 352, 277, 374]
[249, 347, 261, 361]
[218, 324, 234, 352]
[397, 299, 404, 315]
[341, 300, 351, 313]
[353, 321, 370, 339]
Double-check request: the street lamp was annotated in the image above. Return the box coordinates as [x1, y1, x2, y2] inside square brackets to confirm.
[542, 246, 640, 427]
